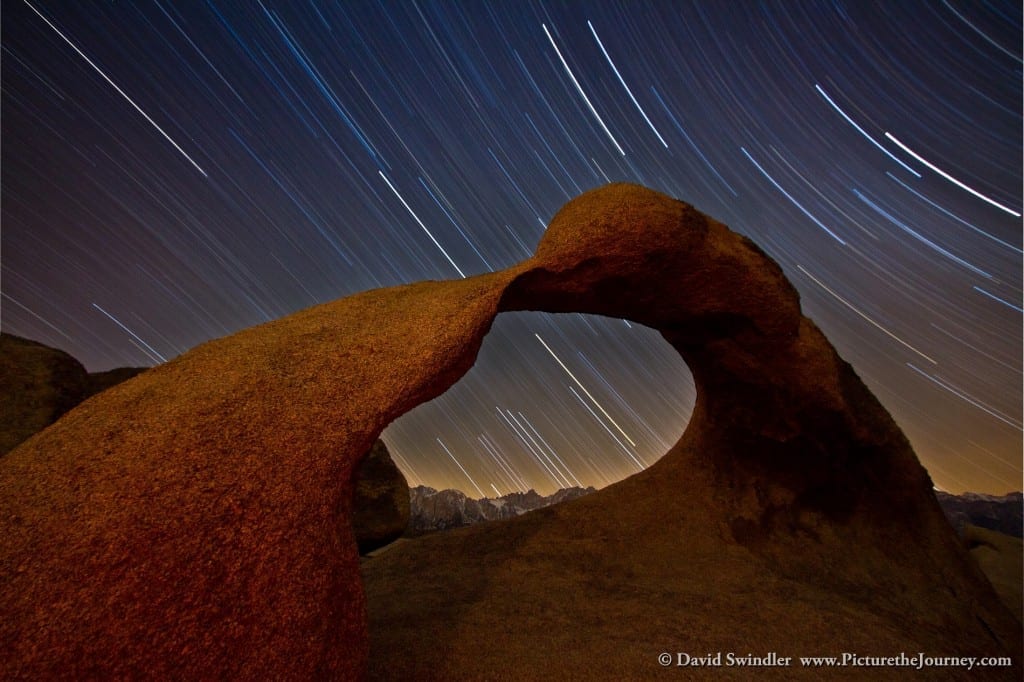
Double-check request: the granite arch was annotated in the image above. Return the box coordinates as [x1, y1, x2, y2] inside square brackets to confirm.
[1, 184, 1018, 680]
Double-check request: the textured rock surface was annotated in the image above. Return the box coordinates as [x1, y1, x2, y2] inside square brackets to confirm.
[352, 440, 410, 554]
[0, 272, 513, 680]
[1, 184, 1019, 679]
[0, 333, 146, 456]
[364, 184, 1021, 679]
[0, 334, 403, 554]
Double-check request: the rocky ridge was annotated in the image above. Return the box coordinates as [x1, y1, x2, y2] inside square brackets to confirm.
[407, 484, 595, 534]
[408, 485, 1024, 540]
[937, 491, 1022, 538]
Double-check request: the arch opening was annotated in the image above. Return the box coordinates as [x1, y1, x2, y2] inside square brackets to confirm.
[382, 310, 693, 499]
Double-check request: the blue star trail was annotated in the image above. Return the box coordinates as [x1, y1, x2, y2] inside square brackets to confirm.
[2, 1, 1020, 496]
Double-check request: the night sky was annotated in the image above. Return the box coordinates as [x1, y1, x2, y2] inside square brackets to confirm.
[2, 1, 1020, 497]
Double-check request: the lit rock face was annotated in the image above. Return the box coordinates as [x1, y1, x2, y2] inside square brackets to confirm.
[1, 184, 1018, 680]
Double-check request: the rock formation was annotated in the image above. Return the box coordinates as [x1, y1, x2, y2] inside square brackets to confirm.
[1, 334, 89, 456]
[1, 184, 1018, 679]
[1, 334, 405, 556]
[351, 440, 410, 554]
[0, 333, 145, 456]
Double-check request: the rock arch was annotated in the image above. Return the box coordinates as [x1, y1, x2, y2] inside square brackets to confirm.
[1, 184, 1017, 679]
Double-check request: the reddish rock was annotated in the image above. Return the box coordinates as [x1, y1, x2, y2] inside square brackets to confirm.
[1, 184, 1018, 680]
[367, 184, 1021, 679]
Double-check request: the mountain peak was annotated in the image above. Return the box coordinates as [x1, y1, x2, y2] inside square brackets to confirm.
[408, 485, 596, 534]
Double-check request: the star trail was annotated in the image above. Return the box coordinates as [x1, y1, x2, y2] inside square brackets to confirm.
[2, 1, 1020, 496]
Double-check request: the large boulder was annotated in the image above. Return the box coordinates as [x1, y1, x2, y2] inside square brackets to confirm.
[0, 334, 89, 455]
[352, 440, 409, 554]
[0, 333, 146, 456]
[1, 185, 1018, 679]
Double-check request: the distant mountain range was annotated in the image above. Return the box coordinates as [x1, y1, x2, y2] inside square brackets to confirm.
[407, 485, 595, 535]
[936, 491, 1022, 538]
[410, 485, 1022, 538]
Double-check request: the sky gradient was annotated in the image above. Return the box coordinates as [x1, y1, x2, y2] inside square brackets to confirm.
[2, 1, 1021, 496]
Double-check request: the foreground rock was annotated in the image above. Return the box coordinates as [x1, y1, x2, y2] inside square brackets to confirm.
[1, 270, 517, 679]
[1, 333, 404, 556]
[1, 185, 1019, 679]
[352, 440, 410, 554]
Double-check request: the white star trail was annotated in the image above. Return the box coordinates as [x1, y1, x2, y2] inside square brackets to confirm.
[588, 20, 667, 148]
[437, 437, 486, 498]
[379, 171, 466, 278]
[797, 266, 937, 365]
[741, 147, 847, 245]
[5, 1, 1019, 496]
[23, 0, 207, 177]
[535, 333, 636, 447]
[884, 132, 1021, 217]
[543, 23, 626, 156]
[91, 303, 167, 363]
[814, 84, 920, 177]
[907, 363, 1022, 430]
